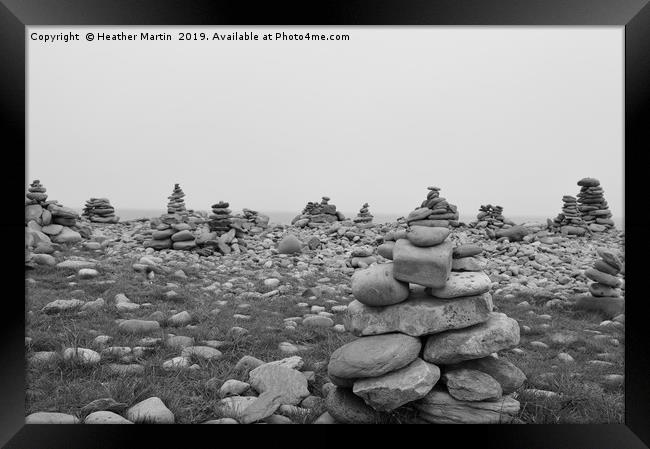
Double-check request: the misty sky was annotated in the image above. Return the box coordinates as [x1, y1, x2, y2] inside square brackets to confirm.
[27, 26, 623, 220]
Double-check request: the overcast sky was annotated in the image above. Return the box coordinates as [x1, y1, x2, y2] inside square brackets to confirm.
[27, 26, 623, 220]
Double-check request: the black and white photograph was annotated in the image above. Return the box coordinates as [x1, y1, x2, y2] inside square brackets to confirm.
[3, 0, 649, 444]
[22, 25, 627, 425]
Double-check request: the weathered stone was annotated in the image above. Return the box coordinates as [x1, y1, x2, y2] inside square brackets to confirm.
[52, 227, 82, 244]
[426, 271, 491, 299]
[423, 313, 520, 364]
[495, 225, 530, 242]
[406, 226, 450, 247]
[126, 397, 174, 424]
[118, 320, 160, 334]
[352, 358, 440, 411]
[414, 389, 520, 424]
[451, 256, 484, 272]
[42, 299, 84, 314]
[25, 412, 79, 424]
[325, 386, 385, 424]
[392, 239, 453, 288]
[377, 241, 395, 260]
[453, 244, 483, 259]
[303, 316, 334, 328]
[442, 369, 502, 401]
[328, 333, 421, 379]
[584, 268, 621, 288]
[574, 296, 624, 319]
[351, 263, 409, 307]
[84, 411, 133, 424]
[589, 283, 620, 298]
[347, 290, 493, 337]
[596, 248, 622, 271]
[249, 364, 310, 405]
[277, 235, 302, 254]
[444, 355, 526, 394]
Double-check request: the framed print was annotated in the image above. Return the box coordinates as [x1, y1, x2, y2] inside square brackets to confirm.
[2, 0, 649, 447]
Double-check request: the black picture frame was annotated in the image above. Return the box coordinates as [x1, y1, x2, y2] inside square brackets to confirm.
[2, 1, 649, 447]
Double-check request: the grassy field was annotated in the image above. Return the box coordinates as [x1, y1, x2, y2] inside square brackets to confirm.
[25, 245, 624, 424]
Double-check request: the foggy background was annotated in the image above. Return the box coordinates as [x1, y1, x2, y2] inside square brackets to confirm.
[27, 26, 624, 224]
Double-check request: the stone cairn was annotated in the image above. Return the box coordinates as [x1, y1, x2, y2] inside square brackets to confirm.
[144, 184, 196, 251]
[407, 186, 460, 228]
[325, 223, 526, 424]
[551, 195, 588, 236]
[208, 202, 233, 236]
[229, 208, 270, 236]
[292, 196, 346, 227]
[471, 204, 513, 231]
[193, 201, 249, 256]
[26, 180, 86, 264]
[576, 177, 615, 232]
[82, 198, 119, 223]
[575, 248, 624, 319]
[353, 203, 373, 225]
[167, 184, 188, 218]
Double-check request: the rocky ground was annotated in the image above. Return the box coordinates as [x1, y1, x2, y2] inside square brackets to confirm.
[24, 219, 624, 424]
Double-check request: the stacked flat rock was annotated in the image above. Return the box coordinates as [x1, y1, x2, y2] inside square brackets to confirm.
[326, 222, 525, 424]
[166, 184, 188, 218]
[576, 178, 615, 232]
[82, 198, 119, 223]
[552, 195, 587, 235]
[145, 214, 197, 251]
[241, 208, 270, 230]
[575, 248, 624, 318]
[353, 203, 373, 225]
[292, 196, 346, 227]
[471, 204, 514, 231]
[25, 180, 84, 261]
[406, 186, 460, 228]
[208, 202, 233, 236]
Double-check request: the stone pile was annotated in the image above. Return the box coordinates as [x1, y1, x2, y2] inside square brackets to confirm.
[237, 208, 270, 233]
[82, 198, 119, 223]
[292, 196, 346, 227]
[471, 204, 514, 231]
[576, 178, 615, 232]
[167, 184, 188, 218]
[575, 248, 624, 318]
[25, 180, 86, 264]
[144, 185, 196, 251]
[353, 203, 373, 225]
[208, 202, 233, 236]
[406, 186, 460, 228]
[325, 222, 525, 424]
[551, 195, 587, 235]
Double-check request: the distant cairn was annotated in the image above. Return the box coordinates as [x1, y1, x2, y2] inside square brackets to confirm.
[324, 210, 524, 424]
[292, 196, 346, 228]
[405, 186, 460, 228]
[82, 198, 119, 223]
[353, 203, 373, 225]
[551, 195, 587, 236]
[470, 204, 514, 231]
[208, 201, 233, 236]
[575, 248, 624, 318]
[144, 184, 196, 251]
[576, 177, 615, 232]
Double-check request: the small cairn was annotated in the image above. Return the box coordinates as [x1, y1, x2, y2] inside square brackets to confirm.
[325, 221, 525, 424]
[230, 208, 270, 235]
[471, 204, 512, 231]
[82, 198, 119, 223]
[353, 203, 373, 226]
[575, 248, 624, 318]
[292, 196, 345, 227]
[406, 186, 460, 228]
[551, 195, 587, 235]
[576, 178, 615, 232]
[25, 180, 84, 263]
[167, 184, 188, 218]
[144, 184, 196, 251]
[208, 202, 233, 236]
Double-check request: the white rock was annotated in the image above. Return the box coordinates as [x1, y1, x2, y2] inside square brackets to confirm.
[126, 397, 174, 424]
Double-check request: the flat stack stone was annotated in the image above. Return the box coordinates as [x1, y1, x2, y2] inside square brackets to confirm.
[353, 203, 374, 225]
[291, 196, 346, 227]
[25, 180, 86, 266]
[325, 217, 524, 423]
[82, 198, 119, 223]
[406, 186, 460, 228]
[238, 208, 270, 233]
[167, 183, 188, 218]
[576, 178, 615, 232]
[575, 247, 624, 318]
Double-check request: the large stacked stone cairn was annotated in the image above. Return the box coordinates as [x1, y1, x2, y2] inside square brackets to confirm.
[144, 185, 196, 251]
[325, 223, 525, 424]
[167, 184, 188, 218]
[25, 180, 86, 265]
[406, 186, 460, 228]
[292, 196, 346, 227]
[353, 203, 373, 225]
[82, 198, 119, 223]
[575, 248, 624, 318]
[208, 201, 233, 236]
[576, 177, 615, 232]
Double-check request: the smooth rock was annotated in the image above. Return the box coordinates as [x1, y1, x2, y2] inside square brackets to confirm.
[126, 397, 174, 424]
[406, 226, 450, 247]
[84, 411, 133, 424]
[444, 355, 526, 394]
[442, 369, 502, 401]
[277, 235, 302, 254]
[414, 389, 520, 424]
[426, 271, 491, 299]
[392, 239, 453, 288]
[118, 320, 160, 334]
[351, 263, 409, 307]
[325, 386, 384, 424]
[26, 412, 79, 424]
